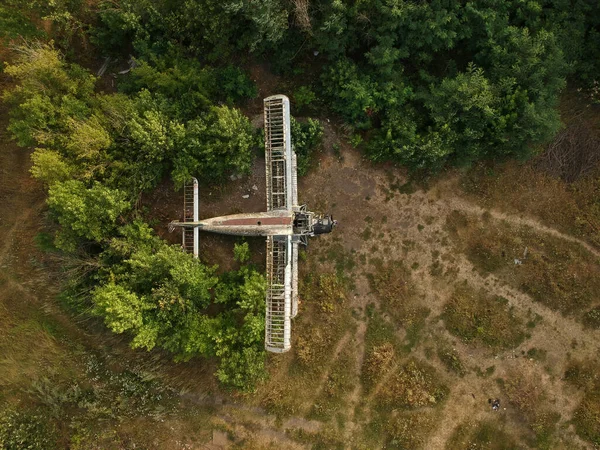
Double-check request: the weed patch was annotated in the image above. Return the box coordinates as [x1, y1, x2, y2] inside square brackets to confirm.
[367, 260, 429, 335]
[437, 347, 467, 377]
[0, 408, 59, 450]
[583, 306, 600, 329]
[374, 359, 448, 411]
[443, 285, 527, 349]
[446, 420, 523, 449]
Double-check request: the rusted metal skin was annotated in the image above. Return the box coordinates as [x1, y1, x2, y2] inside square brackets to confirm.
[170, 210, 294, 237]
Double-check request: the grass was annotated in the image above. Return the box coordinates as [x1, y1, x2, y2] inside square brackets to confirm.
[437, 347, 467, 377]
[308, 346, 357, 422]
[367, 260, 429, 349]
[564, 359, 600, 446]
[321, 242, 357, 285]
[442, 284, 527, 349]
[501, 369, 560, 449]
[446, 420, 523, 449]
[460, 160, 600, 248]
[446, 210, 600, 318]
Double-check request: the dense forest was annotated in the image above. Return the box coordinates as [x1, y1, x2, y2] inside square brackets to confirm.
[1, 1, 600, 446]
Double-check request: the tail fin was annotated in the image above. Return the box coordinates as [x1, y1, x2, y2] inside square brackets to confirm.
[182, 177, 199, 258]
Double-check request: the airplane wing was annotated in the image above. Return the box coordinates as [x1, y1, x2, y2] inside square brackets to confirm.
[182, 177, 199, 258]
[265, 235, 293, 352]
[291, 239, 298, 318]
[264, 95, 296, 211]
[264, 95, 299, 352]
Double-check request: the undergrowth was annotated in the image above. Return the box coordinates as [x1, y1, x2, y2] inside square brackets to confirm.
[564, 359, 600, 445]
[443, 284, 527, 349]
[446, 420, 523, 449]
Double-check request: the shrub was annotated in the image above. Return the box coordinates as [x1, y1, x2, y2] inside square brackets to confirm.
[290, 116, 323, 176]
[0, 408, 58, 450]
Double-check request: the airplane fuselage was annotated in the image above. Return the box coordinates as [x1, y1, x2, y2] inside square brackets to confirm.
[175, 210, 294, 236]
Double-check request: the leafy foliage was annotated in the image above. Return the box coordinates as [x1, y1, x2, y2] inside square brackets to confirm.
[171, 105, 257, 187]
[3, 43, 265, 390]
[94, 229, 267, 390]
[47, 181, 131, 251]
[290, 117, 323, 176]
[0, 408, 58, 450]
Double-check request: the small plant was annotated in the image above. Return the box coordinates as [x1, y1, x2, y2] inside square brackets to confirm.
[233, 241, 250, 263]
[526, 347, 547, 362]
[350, 133, 363, 148]
[332, 142, 342, 158]
[293, 85, 316, 108]
[437, 347, 466, 377]
[583, 306, 600, 329]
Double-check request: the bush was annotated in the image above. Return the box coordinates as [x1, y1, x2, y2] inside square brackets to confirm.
[0, 408, 58, 450]
[293, 85, 316, 108]
[290, 116, 323, 176]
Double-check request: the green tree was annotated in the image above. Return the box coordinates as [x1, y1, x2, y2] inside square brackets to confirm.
[30, 148, 74, 186]
[171, 105, 257, 186]
[47, 181, 131, 251]
[3, 42, 95, 148]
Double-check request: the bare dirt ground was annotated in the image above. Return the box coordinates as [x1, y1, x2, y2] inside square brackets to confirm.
[2, 71, 600, 447]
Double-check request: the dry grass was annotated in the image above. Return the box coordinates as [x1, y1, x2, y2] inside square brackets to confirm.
[446, 211, 600, 318]
[501, 368, 561, 449]
[564, 359, 600, 446]
[442, 284, 527, 349]
[374, 359, 448, 410]
[384, 409, 438, 449]
[367, 260, 430, 351]
[308, 345, 357, 422]
[367, 260, 429, 328]
[461, 161, 600, 248]
[257, 271, 354, 419]
[446, 420, 523, 450]
[0, 285, 72, 393]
